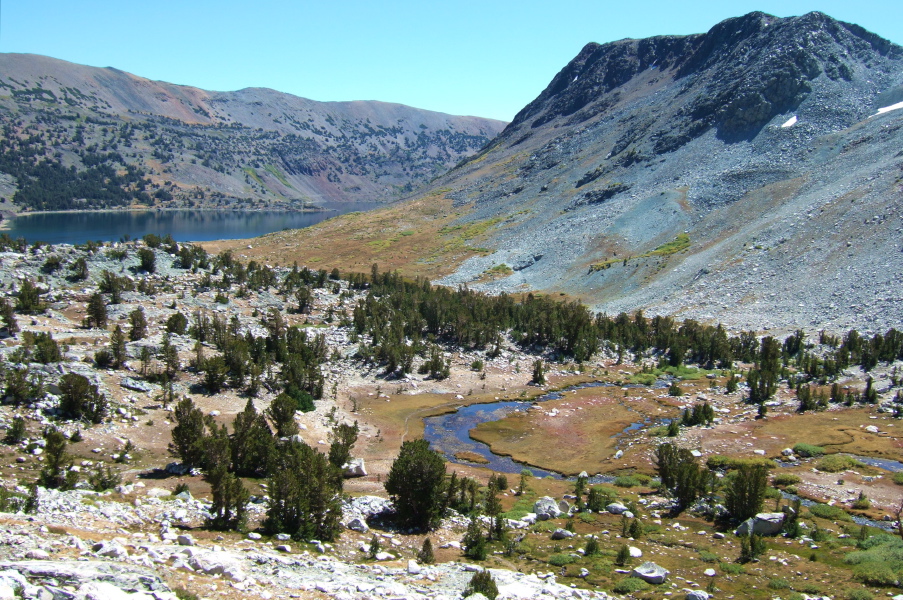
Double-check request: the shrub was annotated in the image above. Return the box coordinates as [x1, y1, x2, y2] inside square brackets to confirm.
[548, 553, 575, 567]
[793, 443, 825, 457]
[809, 503, 853, 522]
[470, 359, 484, 371]
[585, 537, 601, 557]
[852, 492, 871, 510]
[893, 471, 903, 486]
[418, 538, 435, 564]
[615, 544, 630, 566]
[58, 373, 108, 423]
[87, 464, 122, 491]
[3, 417, 26, 445]
[852, 563, 897, 586]
[614, 475, 642, 488]
[137, 248, 156, 273]
[720, 562, 744, 575]
[772, 473, 802, 486]
[768, 578, 791, 590]
[166, 312, 188, 335]
[612, 578, 649, 594]
[174, 482, 190, 496]
[817, 455, 863, 473]
[463, 570, 498, 600]
[846, 589, 874, 600]
[698, 550, 719, 563]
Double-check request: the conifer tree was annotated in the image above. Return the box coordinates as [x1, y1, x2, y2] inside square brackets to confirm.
[110, 325, 127, 368]
[0, 298, 18, 336]
[169, 397, 208, 467]
[231, 399, 273, 477]
[385, 439, 447, 531]
[129, 307, 147, 341]
[85, 292, 107, 329]
[267, 393, 300, 437]
[328, 421, 359, 469]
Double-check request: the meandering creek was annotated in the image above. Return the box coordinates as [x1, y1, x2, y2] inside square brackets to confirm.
[422, 380, 672, 481]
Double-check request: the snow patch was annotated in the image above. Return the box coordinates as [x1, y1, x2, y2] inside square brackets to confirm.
[780, 115, 798, 128]
[871, 101, 903, 117]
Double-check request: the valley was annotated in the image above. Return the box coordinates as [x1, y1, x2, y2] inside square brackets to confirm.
[0, 9, 902, 600]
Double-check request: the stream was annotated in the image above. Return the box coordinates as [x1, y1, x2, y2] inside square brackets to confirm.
[422, 379, 672, 481]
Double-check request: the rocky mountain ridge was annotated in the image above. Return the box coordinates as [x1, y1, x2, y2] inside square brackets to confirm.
[0, 53, 505, 211]
[417, 11, 903, 333]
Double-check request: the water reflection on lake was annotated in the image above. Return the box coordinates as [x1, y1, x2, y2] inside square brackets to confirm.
[0, 203, 381, 245]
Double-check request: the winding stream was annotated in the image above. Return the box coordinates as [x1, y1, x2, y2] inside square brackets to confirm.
[422, 379, 671, 480]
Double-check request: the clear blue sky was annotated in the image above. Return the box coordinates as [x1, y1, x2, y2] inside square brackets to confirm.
[2, 1, 901, 121]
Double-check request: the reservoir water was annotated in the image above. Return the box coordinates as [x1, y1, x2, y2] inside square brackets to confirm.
[0, 202, 381, 245]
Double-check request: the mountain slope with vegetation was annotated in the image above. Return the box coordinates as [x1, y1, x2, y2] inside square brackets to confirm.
[231, 11, 903, 332]
[0, 53, 506, 212]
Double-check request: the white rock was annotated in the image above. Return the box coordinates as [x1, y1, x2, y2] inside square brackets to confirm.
[407, 559, 421, 574]
[629, 546, 643, 558]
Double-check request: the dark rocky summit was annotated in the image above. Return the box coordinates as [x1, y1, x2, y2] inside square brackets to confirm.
[430, 12, 903, 332]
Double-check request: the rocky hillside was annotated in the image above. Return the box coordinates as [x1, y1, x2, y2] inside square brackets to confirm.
[411, 11, 903, 333]
[0, 53, 505, 211]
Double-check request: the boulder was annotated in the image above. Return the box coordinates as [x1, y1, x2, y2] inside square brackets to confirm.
[77, 581, 137, 600]
[557, 500, 571, 513]
[176, 534, 195, 547]
[343, 458, 367, 478]
[164, 463, 190, 476]
[120, 377, 153, 393]
[92, 541, 128, 559]
[631, 561, 669, 584]
[146, 487, 170, 498]
[735, 512, 785, 536]
[686, 591, 710, 600]
[407, 559, 421, 575]
[628, 546, 643, 558]
[533, 496, 562, 520]
[606, 502, 629, 515]
[187, 551, 246, 582]
[0, 584, 14, 600]
[346, 517, 369, 533]
[550, 528, 575, 540]
[24, 550, 49, 560]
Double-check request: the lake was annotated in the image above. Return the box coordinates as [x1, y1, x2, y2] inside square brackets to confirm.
[0, 203, 381, 245]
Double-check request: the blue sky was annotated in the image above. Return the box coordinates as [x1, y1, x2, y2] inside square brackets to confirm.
[2, 1, 901, 121]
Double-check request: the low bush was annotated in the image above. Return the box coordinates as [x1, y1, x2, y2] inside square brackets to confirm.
[845, 535, 903, 586]
[720, 562, 744, 575]
[846, 589, 874, 600]
[614, 475, 642, 488]
[809, 503, 853, 522]
[893, 471, 903, 486]
[817, 455, 864, 473]
[612, 578, 649, 594]
[548, 553, 575, 567]
[793, 443, 825, 457]
[768, 577, 791, 590]
[772, 473, 802, 486]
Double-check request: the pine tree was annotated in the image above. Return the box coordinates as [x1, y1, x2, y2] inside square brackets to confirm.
[0, 298, 18, 336]
[207, 471, 249, 531]
[418, 537, 435, 564]
[532, 359, 546, 384]
[38, 427, 78, 490]
[129, 307, 147, 341]
[110, 325, 127, 368]
[463, 570, 498, 600]
[264, 439, 342, 541]
[160, 334, 180, 380]
[58, 373, 108, 423]
[725, 463, 769, 521]
[267, 393, 300, 437]
[462, 517, 487, 560]
[385, 439, 447, 531]
[169, 397, 208, 467]
[615, 544, 631, 566]
[231, 399, 273, 477]
[85, 292, 107, 329]
[328, 421, 359, 469]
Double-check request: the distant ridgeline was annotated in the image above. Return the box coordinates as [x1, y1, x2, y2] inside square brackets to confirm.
[0, 54, 505, 211]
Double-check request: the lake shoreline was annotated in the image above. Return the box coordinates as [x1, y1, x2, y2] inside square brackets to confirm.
[0, 203, 380, 244]
[0, 204, 333, 230]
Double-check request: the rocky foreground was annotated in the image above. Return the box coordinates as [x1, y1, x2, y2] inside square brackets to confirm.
[0, 486, 624, 600]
